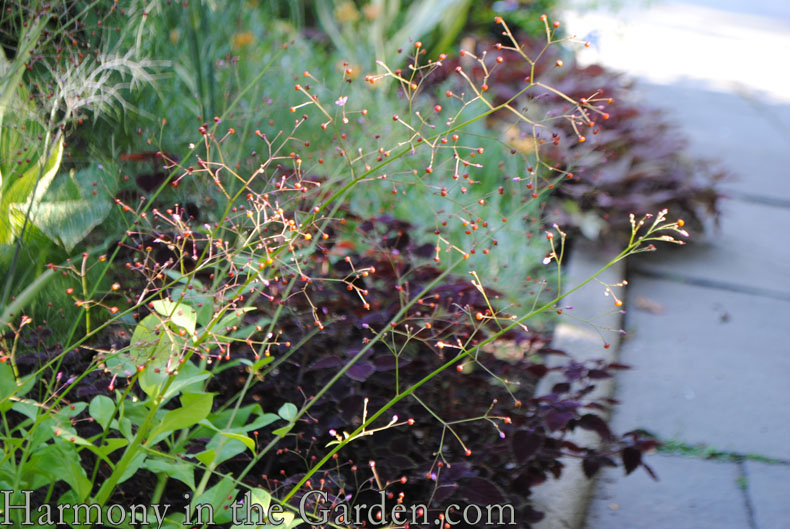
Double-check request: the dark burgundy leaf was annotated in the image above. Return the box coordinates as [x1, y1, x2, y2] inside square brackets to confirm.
[637, 439, 661, 452]
[607, 362, 632, 370]
[459, 477, 505, 505]
[551, 382, 571, 394]
[307, 357, 342, 371]
[545, 409, 574, 431]
[526, 364, 549, 378]
[578, 414, 613, 440]
[345, 361, 375, 381]
[373, 355, 411, 371]
[539, 347, 568, 356]
[588, 369, 612, 379]
[521, 505, 545, 524]
[582, 457, 601, 478]
[432, 484, 458, 503]
[561, 440, 583, 452]
[512, 430, 542, 463]
[622, 446, 642, 475]
[414, 243, 434, 258]
[564, 361, 585, 380]
[443, 461, 474, 481]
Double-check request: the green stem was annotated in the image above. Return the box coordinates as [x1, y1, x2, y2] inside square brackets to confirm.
[151, 472, 168, 505]
[81, 256, 91, 335]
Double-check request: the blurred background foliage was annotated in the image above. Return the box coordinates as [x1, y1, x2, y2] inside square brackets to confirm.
[2, 0, 718, 340]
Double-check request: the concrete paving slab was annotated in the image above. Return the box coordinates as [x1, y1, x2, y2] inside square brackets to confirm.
[745, 461, 790, 529]
[564, 0, 790, 202]
[633, 198, 790, 299]
[632, 82, 790, 202]
[609, 277, 790, 460]
[585, 455, 750, 529]
[564, 1, 790, 104]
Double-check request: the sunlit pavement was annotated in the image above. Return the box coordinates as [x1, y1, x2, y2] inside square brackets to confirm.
[560, 1, 790, 528]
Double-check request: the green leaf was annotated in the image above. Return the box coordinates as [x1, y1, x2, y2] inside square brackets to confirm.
[152, 299, 197, 336]
[249, 355, 275, 372]
[241, 412, 280, 432]
[0, 138, 63, 246]
[148, 392, 214, 444]
[203, 437, 247, 466]
[80, 438, 128, 471]
[0, 365, 34, 410]
[117, 452, 146, 485]
[197, 420, 256, 455]
[0, 362, 15, 407]
[89, 395, 115, 430]
[0, 268, 55, 333]
[143, 458, 196, 490]
[50, 424, 92, 447]
[277, 402, 298, 422]
[191, 475, 237, 524]
[272, 425, 293, 438]
[119, 313, 177, 397]
[161, 365, 211, 401]
[24, 199, 111, 251]
[57, 402, 87, 418]
[10, 399, 39, 420]
[230, 489, 274, 529]
[92, 438, 128, 459]
[231, 489, 304, 529]
[127, 313, 173, 364]
[28, 442, 92, 502]
[211, 307, 254, 334]
[195, 448, 216, 467]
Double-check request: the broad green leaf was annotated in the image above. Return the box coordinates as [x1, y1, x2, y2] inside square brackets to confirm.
[80, 438, 127, 470]
[50, 424, 92, 447]
[240, 412, 280, 432]
[0, 268, 55, 333]
[120, 313, 177, 397]
[203, 436, 247, 466]
[89, 395, 115, 430]
[277, 403, 298, 422]
[24, 199, 111, 251]
[0, 365, 34, 410]
[191, 475, 237, 524]
[117, 417, 133, 440]
[117, 452, 147, 485]
[57, 401, 87, 418]
[206, 403, 260, 431]
[0, 363, 15, 408]
[92, 438, 128, 459]
[204, 403, 279, 434]
[197, 420, 256, 455]
[195, 449, 216, 467]
[230, 489, 277, 529]
[152, 299, 197, 336]
[1, 138, 63, 245]
[127, 313, 173, 364]
[161, 366, 211, 401]
[158, 513, 186, 529]
[29, 442, 92, 501]
[10, 399, 39, 420]
[211, 307, 255, 334]
[143, 458, 196, 490]
[148, 392, 214, 444]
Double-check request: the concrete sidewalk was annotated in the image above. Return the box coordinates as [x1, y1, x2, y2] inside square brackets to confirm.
[561, 1, 790, 528]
